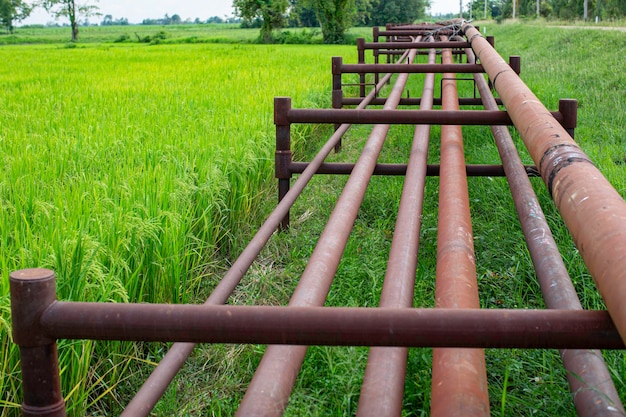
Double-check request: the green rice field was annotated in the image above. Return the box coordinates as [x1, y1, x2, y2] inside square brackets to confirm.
[1, 22, 625, 416]
[0, 35, 353, 415]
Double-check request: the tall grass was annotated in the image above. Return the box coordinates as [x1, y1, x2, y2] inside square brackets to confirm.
[0, 41, 352, 415]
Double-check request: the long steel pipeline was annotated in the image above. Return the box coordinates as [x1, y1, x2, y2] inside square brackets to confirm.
[235, 45, 421, 417]
[430, 39, 491, 417]
[356, 43, 436, 417]
[462, 23, 626, 344]
[120, 58, 406, 417]
[466, 46, 625, 417]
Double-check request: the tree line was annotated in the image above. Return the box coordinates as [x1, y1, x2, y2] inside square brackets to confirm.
[1, 0, 98, 38]
[467, 0, 625, 20]
[1, 0, 430, 42]
[2, 0, 624, 40]
[234, 0, 430, 43]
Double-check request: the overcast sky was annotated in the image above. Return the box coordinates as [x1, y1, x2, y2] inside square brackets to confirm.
[22, 0, 462, 25]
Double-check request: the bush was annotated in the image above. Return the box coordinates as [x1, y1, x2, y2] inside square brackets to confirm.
[272, 29, 320, 44]
[114, 34, 131, 43]
[134, 31, 168, 44]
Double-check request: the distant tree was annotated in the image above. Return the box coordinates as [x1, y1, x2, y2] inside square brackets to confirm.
[41, 0, 100, 41]
[207, 15, 225, 23]
[309, 0, 356, 43]
[372, 0, 429, 25]
[0, 0, 31, 33]
[354, 0, 376, 25]
[233, 0, 289, 42]
[101, 14, 128, 25]
[101, 13, 112, 25]
[170, 13, 181, 24]
[465, 0, 498, 19]
[287, 0, 319, 26]
[600, 0, 626, 17]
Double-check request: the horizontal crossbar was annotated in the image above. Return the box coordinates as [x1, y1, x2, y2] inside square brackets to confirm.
[337, 63, 484, 74]
[287, 162, 539, 177]
[41, 302, 622, 349]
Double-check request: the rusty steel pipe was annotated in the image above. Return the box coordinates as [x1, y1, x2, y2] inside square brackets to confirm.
[37, 302, 622, 349]
[467, 46, 625, 417]
[462, 23, 626, 345]
[235, 47, 421, 417]
[122, 69, 401, 417]
[431, 40, 490, 417]
[357, 45, 437, 417]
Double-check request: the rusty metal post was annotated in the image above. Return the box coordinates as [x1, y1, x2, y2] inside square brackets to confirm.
[357, 38, 366, 97]
[373, 26, 380, 87]
[430, 40, 490, 417]
[463, 22, 626, 346]
[559, 98, 578, 139]
[10, 269, 66, 417]
[509, 55, 521, 75]
[357, 44, 436, 417]
[384, 25, 392, 65]
[275, 97, 292, 229]
[332, 56, 343, 151]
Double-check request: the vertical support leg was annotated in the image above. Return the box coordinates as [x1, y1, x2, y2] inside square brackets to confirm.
[373, 27, 380, 89]
[274, 97, 292, 230]
[357, 38, 366, 98]
[10, 269, 66, 417]
[559, 98, 578, 140]
[332, 56, 343, 152]
[509, 55, 521, 75]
